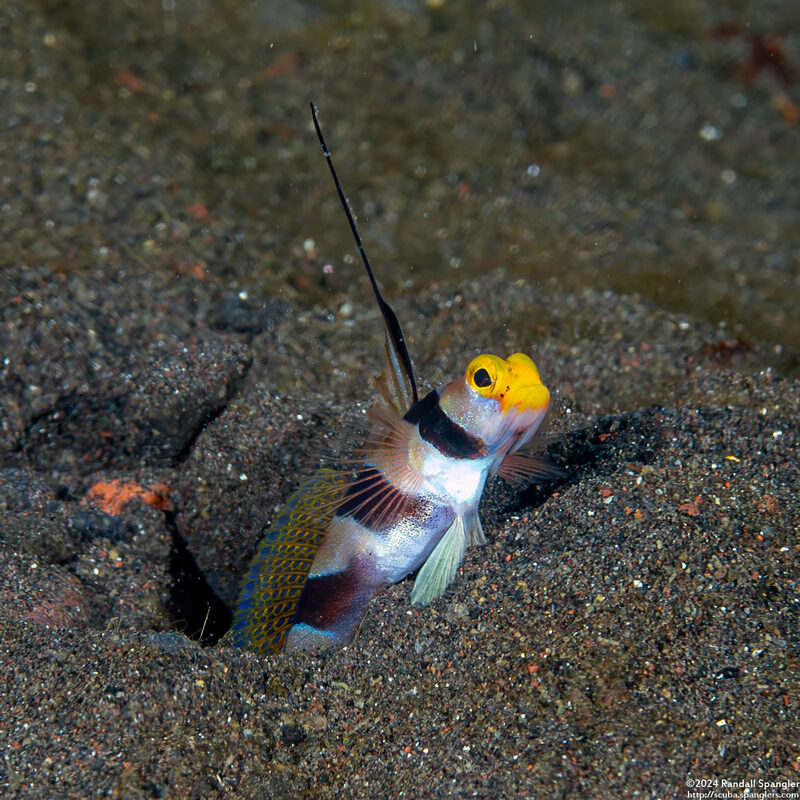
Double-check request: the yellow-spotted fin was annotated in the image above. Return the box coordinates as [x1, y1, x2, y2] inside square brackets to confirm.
[226, 470, 344, 655]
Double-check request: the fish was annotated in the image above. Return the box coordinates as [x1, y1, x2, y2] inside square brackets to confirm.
[227, 103, 562, 654]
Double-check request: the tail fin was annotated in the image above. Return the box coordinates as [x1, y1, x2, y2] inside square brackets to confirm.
[226, 470, 344, 654]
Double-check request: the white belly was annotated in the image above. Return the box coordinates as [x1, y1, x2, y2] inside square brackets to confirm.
[417, 439, 491, 507]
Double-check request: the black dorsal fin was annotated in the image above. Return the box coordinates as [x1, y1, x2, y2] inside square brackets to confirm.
[310, 102, 418, 413]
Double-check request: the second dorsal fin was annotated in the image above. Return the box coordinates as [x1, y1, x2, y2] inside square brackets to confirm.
[310, 102, 418, 415]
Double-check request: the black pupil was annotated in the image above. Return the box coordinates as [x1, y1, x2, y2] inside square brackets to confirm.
[473, 368, 492, 388]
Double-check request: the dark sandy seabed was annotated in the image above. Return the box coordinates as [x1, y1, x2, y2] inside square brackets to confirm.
[1, 1, 798, 798]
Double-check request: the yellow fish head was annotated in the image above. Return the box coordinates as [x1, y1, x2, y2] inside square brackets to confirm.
[465, 353, 550, 416]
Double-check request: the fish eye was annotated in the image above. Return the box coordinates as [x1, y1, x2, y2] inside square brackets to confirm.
[473, 368, 492, 388]
[466, 355, 499, 395]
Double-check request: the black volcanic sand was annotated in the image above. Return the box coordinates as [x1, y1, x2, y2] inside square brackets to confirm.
[2, 266, 798, 797]
[1, 2, 799, 798]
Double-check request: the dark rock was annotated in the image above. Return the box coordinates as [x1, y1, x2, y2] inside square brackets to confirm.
[207, 290, 288, 336]
[0, 468, 58, 514]
[125, 342, 253, 464]
[67, 507, 133, 543]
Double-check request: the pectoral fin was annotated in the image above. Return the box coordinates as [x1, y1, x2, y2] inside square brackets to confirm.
[411, 510, 483, 605]
[497, 432, 566, 485]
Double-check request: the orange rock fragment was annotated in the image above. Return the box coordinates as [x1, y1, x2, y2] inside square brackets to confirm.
[678, 501, 700, 516]
[84, 480, 171, 515]
[114, 71, 146, 92]
[756, 494, 782, 516]
[173, 260, 207, 281]
[186, 203, 209, 220]
[261, 50, 299, 79]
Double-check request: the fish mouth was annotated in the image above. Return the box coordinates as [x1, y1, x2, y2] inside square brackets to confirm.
[497, 354, 550, 416]
[499, 382, 550, 414]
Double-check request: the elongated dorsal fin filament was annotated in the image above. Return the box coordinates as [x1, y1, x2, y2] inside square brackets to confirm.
[310, 102, 418, 414]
